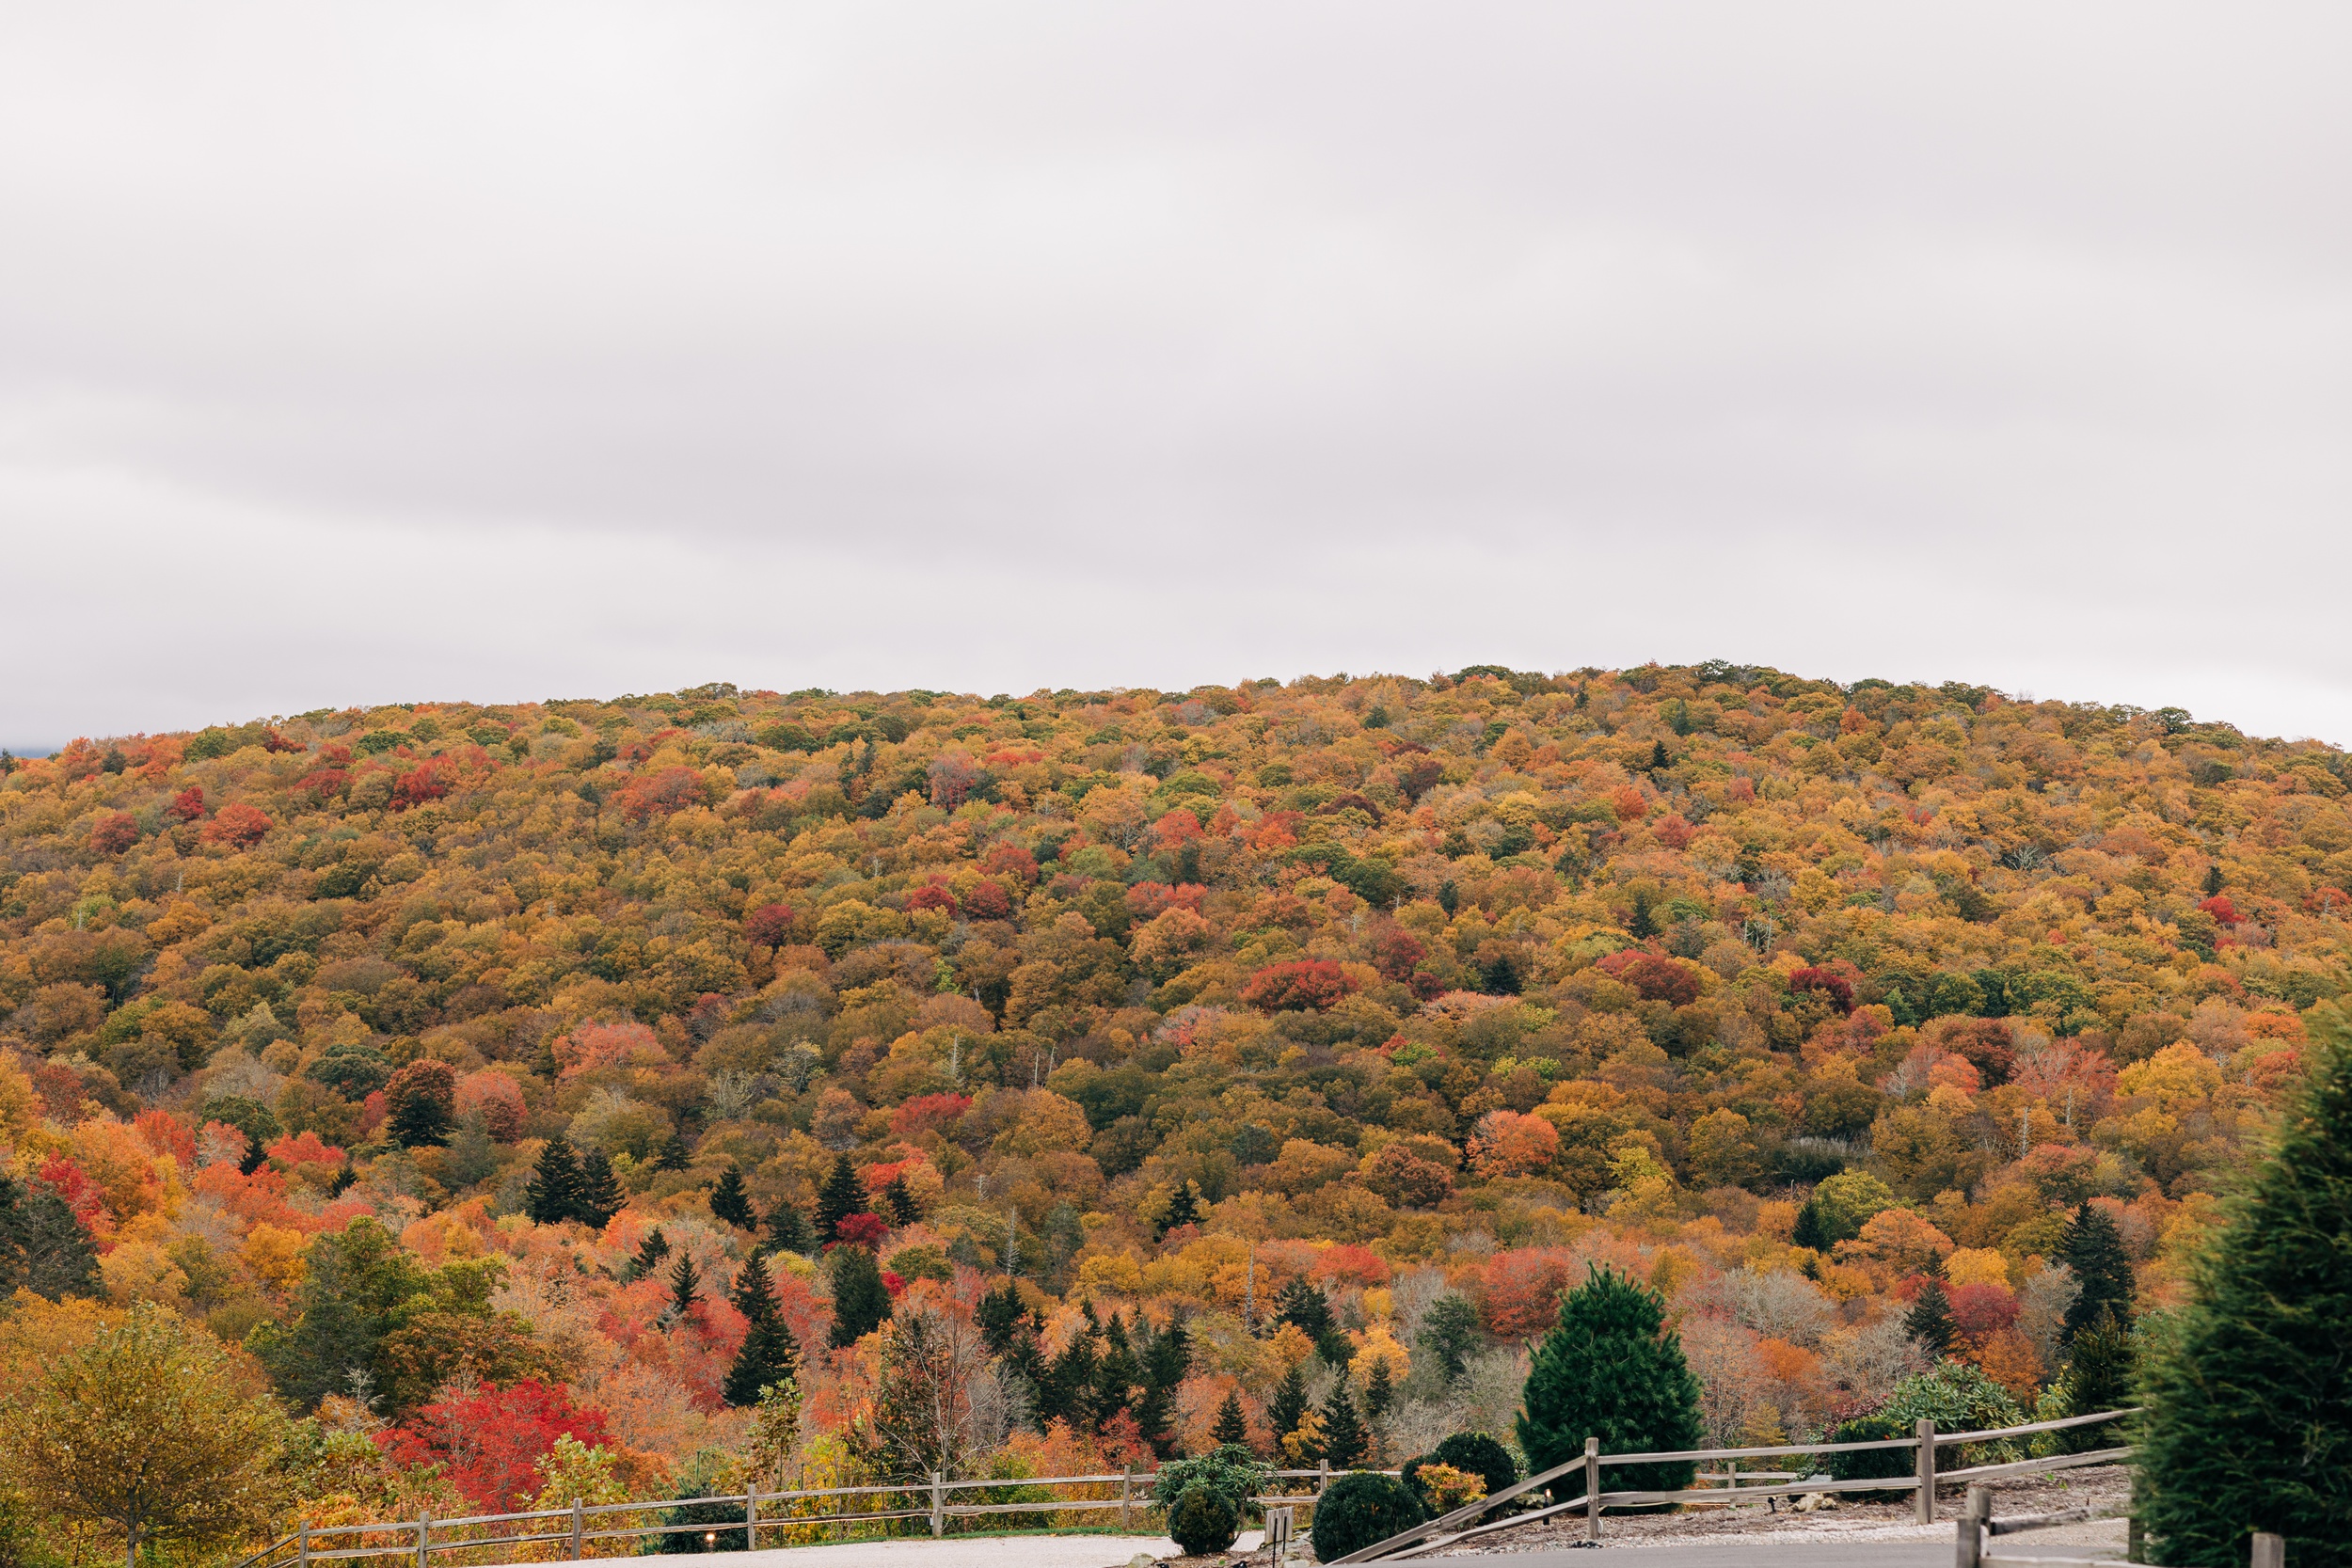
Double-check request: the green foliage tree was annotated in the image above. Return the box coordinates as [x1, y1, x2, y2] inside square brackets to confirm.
[1905, 1279, 1957, 1357]
[524, 1137, 582, 1227]
[816, 1154, 864, 1242]
[2057, 1202, 2134, 1346]
[763, 1201, 815, 1256]
[1364, 1358, 1395, 1420]
[828, 1243, 893, 1348]
[2049, 1308, 2137, 1455]
[1212, 1387, 1250, 1449]
[0, 1303, 285, 1568]
[1268, 1362, 1311, 1449]
[723, 1257, 801, 1409]
[574, 1147, 624, 1229]
[664, 1253, 701, 1321]
[0, 1175, 98, 1300]
[1321, 1378, 1368, 1468]
[1168, 1486, 1240, 1557]
[1152, 1445, 1268, 1555]
[707, 1165, 755, 1230]
[1417, 1292, 1481, 1386]
[383, 1059, 455, 1148]
[1517, 1265, 1704, 1503]
[2136, 1008, 2352, 1564]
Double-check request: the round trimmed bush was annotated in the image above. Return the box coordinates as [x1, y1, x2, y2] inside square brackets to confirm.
[1429, 1432, 1518, 1498]
[1168, 1483, 1242, 1557]
[1310, 1472, 1425, 1561]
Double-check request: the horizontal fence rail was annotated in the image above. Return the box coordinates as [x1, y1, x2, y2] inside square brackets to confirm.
[234, 1464, 1401, 1568]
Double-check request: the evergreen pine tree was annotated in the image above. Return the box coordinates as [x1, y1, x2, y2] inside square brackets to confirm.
[2052, 1307, 2136, 1454]
[1906, 1279, 1957, 1357]
[2137, 1009, 2352, 1562]
[722, 1253, 802, 1407]
[1364, 1359, 1395, 1419]
[1159, 1180, 1199, 1236]
[827, 1242, 893, 1348]
[524, 1136, 583, 1226]
[880, 1174, 922, 1226]
[1275, 1275, 1333, 1338]
[624, 1227, 671, 1283]
[1517, 1264, 1704, 1500]
[2204, 863, 2224, 896]
[2058, 1202, 2134, 1346]
[1320, 1380, 1368, 1469]
[1142, 1316, 1191, 1394]
[1269, 1362, 1311, 1449]
[665, 1253, 702, 1321]
[655, 1131, 691, 1171]
[976, 1279, 1027, 1354]
[708, 1164, 755, 1230]
[0, 1174, 99, 1300]
[1212, 1388, 1251, 1449]
[1417, 1292, 1481, 1386]
[1648, 739, 1670, 773]
[1791, 1198, 1831, 1252]
[816, 1153, 864, 1242]
[763, 1200, 815, 1256]
[574, 1147, 625, 1228]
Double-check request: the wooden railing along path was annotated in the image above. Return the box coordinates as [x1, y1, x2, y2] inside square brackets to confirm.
[233, 1463, 1387, 1568]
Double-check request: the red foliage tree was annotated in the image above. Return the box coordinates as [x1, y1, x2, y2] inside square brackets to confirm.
[1369, 926, 1428, 982]
[617, 766, 707, 823]
[167, 785, 205, 823]
[1611, 785, 1650, 821]
[89, 812, 139, 855]
[1788, 966, 1855, 1014]
[1479, 1247, 1581, 1338]
[378, 1380, 613, 1512]
[390, 758, 453, 810]
[1241, 959, 1358, 1013]
[1598, 951, 1703, 1006]
[1360, 1144, 1454, 1209]
[1653, 813, 1694, 850]
[891, 1093, 972, 1138]
[1947, 1282, 2021, 1344]
[904, 880, 958, 914]
[980, 842, 1038, 883]
[743, 903, 797, 948]
[2199, 895, 2241, 926]
[960, 881, 1012, 920]
[832, 1212, 889, 1249]
[199, 802, 273, 847]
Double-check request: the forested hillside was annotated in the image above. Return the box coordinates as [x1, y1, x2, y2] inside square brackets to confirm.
[1, 663, 2345, 1548]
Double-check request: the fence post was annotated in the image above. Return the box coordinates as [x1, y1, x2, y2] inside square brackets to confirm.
[1915, 1418, 1937, 1525]
[1122, 1465, 1133, 1530]
[745, 1489, 758, 1552]
[297, 1525, 310, 1568]
[2250, 1533, 2284, 1568]
[1584, 1437, 1600, 1543]
[1318, 1458, 1329, 1501]
[416, 1516, 430, 1568]
[569, 1498, 583, 1560]
[1957, 1484, 1989, 1568]
[931, 1472, 945, 1539]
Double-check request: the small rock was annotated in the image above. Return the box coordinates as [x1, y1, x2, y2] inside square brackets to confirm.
[1126, 1555, 1157, 1568]
[1793, 1493, 1839, 1513]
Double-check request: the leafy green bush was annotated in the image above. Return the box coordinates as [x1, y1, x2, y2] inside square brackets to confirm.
[1168, 1485, 1241, 1557]
[1149, 1443, 1269, 1519]
[1517, 1265, 1703, 1507]
[1309, 1472, 1425, 1562]
[1427, 1432, 1518, 1498]
[1825, 1359, 2026, 1499]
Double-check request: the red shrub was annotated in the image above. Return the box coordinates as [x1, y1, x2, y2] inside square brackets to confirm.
[378, 1380, 612, 1512]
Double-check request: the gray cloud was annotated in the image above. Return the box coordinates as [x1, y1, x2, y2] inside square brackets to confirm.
[3, 1, 2347, 748]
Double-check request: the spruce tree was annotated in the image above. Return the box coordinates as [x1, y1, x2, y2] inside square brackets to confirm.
[1275, 1275, 1333, 1338]
[976, 1278, 1027, 1354]
[524, 1136, 582, 1225]
[1790, 1198, 1831, 1252]
[665, 1253, 702, 1321]
[1906, 1279, 1957, 1357]
[708, 1164, 755, 1230]
[723, 1254, 802, 1407]
[574, 1147, 625, 1228]
[827, 1242, 893, 1348]
[0, 1174, 99, 1300]
[1364, 1359, 1395, 1419]
[655, 1130, 691, 1171]
[624, 1227, 671, 1283]
[2052, 1307, 2136, 1455]
[763, 1200, 814, 1256]
[2057, 1202, 2134, 1346]
[1269, 1362, 1311, 1449]
[1417, 1292, 1481, 1386]
[2137, 1008, 2352, 1562]
[880, 1174, 922, 1226]
[1517, 1264, 1704, 1500]
[1321, 1379, 1368, 1469]
[2204, 863, 2224, 896]
[816, 1153, 864, 1242]
[1160, 1180, 1199, 1236]
[1212, 1387, 1251, 1449]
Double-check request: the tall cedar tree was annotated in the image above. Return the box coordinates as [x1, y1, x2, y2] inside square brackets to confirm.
[524, 1137, 582, 1226]
[708, 1165, 755, 1231]
[1906, 1279, 1958, 1357]
[1320, 1379, 1368, 1469]
[1269, 1362, 1311, 1449]
[2057, 1202, 2134, 1345]
[1212, 1388, 1251, 1450]
[2137, 1009, 2352, 1563]
[763, 1201, 815, 1256]
[574, 1148, 624, 1228]
[665, 1253, 701, 1321]
[816, 1154, 865, 1243]
[1518, 1264, 1705, 1500]
[625, 1227, 671, 1283]
[2053, 1308, 2136, 1454]
[827, 1242, 893, 1349]
[722, 1255, 801, 1407]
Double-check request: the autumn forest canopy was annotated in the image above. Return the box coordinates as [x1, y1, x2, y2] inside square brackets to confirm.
[0, 660, 2345, 1560]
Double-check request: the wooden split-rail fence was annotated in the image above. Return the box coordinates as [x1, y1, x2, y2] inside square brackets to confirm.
[233, 1463, 1385, 1568]
[1959, 1479, 2284, 1568]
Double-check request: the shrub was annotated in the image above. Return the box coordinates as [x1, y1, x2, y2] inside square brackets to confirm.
[1168, 1484, 1241, 1557]
[1149, 1443, 1269, 1519]
[1406, 1462, 1486, 1514]
[1517, 1265, 1703, 1506]
[1428, 1432, 1518, 1498]
[1309, 1472, 1424, 1562]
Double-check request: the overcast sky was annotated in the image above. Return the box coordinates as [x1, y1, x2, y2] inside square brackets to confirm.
[3, 3, 2347, 752]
